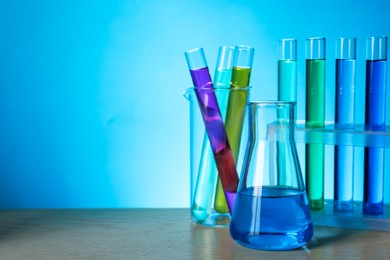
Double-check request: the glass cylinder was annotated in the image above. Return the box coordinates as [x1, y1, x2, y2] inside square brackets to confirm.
[305, 37, 326, 211]
[334, 37, 356, 212]
[184, 48, 240, 225]
[230, 101, 313, 250]
[364, 36, 387, 215]
[184, 87, 249, 226]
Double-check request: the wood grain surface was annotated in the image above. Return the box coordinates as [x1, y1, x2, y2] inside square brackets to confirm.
[0, 209, 389, 259]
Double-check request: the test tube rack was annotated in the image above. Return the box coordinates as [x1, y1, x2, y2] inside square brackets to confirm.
[295, 124, 390, 231]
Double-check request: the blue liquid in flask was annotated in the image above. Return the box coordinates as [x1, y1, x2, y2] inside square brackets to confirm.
[230, 187, 313, 250]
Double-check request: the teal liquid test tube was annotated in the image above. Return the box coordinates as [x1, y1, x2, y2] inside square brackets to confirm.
[334, 37, 356, 212]
[305, 37, 326, 210]
[192, 46, 235, 221]
[215, 46, 254, 212]
[277, 39, 297, 186]
[213, 46, 235, 214]
[278, 39, 297, 103]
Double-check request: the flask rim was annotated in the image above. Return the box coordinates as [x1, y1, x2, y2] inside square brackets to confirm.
[248, 100, 296, 108]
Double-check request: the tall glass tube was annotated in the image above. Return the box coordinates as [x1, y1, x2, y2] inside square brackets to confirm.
[305, 37, 326, 210]
[278, 39, 297, 186]
[213, 46, 235, 214]
[364, 36, 387, 215]
[185, 48, 239, 214]
[190, 46, 235, 220]
[334, 37, 356, 212]
[214, 46, 254, 213]
[278, 39, 297, 102]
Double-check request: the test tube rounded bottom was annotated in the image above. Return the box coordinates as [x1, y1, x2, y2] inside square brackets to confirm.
[333, 145, 354, 212]
[363, 147, 384, 215]
[363, 201, 383, 215]
[309, 199, 324, 211]
[306, 144, 324, 211]
[333, 200, 353, 213]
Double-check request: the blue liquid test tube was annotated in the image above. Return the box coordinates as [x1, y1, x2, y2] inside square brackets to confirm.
[185, 48, 239, 215]
[277, 39, 297, 186]
[363, 36, 387, 215]
[334, 37, 356, 212]
[191, 46, 235, 220]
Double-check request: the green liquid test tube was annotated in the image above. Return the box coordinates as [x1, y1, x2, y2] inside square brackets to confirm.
[305, 37, 326, 210]
[277, 39, 297, 186]
[214, 46, 254, 213]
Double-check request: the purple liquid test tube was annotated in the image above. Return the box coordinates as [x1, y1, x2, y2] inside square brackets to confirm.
[185, 48, 239, 213]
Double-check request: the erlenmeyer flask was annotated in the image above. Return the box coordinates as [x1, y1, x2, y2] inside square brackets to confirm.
[230, 101, 313, 250]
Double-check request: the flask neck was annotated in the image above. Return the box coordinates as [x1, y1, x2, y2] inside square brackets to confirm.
[248, 101, 295, 142]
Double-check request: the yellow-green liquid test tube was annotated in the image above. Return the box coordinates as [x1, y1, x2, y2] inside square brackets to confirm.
[214, 46, 254, 213]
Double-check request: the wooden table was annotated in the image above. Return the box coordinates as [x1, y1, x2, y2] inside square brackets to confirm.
[0, 209, 389, 259]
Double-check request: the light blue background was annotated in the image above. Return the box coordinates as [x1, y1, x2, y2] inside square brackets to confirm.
[0, 0, 389, 208]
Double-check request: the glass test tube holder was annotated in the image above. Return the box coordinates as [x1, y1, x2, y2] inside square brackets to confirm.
[293, 123, 390, 231]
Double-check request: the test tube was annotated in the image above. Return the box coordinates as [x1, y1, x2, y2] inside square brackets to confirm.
[191, 46, 235, 219]
[214, 46, 254, 212]
[226, 45, 254, 155]
[277, 39, 297, 186]
[334, 37, 356, 212]
[213, 46, 235, 214]
[305, 37, 326, 210]
[278, 39, 297, 102]
[185, 48, 239, 214]
[364, 36, 387, 215]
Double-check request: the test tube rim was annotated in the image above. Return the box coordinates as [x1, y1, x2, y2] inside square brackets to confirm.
[185, 47, 204, 55]
[366, 36, 388, 60]
[279, 38, 297, 43]
[306, 37, 326, 60]
[307, 36, 326, 41]
[216, 46, 236, 70]
[336, 37, 356, 59]
[235, 45, 255, 51]
[367, 35, 388, 40]
[184, 86, 252, 94]
[278, 38, 297, 61]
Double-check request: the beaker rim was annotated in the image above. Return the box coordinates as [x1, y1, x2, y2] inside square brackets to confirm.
[183, 86, 252, 100]
[248, 100, 296, 107]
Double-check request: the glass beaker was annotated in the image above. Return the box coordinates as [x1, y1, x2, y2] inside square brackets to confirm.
[184, 87, 250, 226]
[230, 101, 313, 250]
